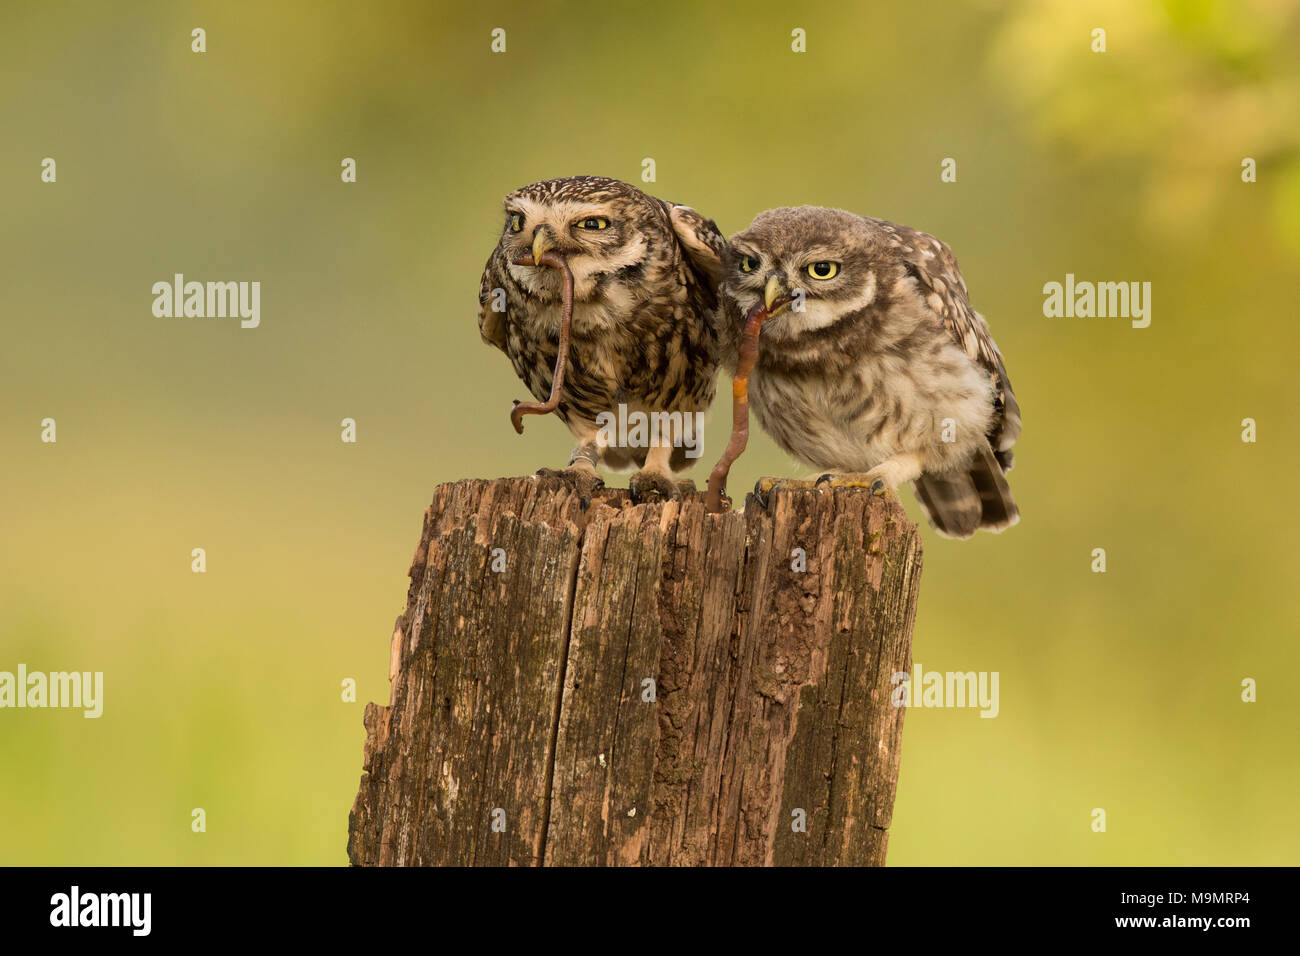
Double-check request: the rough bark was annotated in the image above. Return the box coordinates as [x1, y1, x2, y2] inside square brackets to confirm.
[347, 476, 922, 866]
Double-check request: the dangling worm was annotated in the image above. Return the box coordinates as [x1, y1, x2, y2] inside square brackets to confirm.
[509, 249, 574, 434]
[704, 298, 780, 514]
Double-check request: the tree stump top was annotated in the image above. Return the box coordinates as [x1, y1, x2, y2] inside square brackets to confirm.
[348, 477, 922, 866]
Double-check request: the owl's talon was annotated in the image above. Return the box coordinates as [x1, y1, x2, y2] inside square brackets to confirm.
[536, 467, 604, 510]
[752, 476, 818, 509]
[816, 473, 893, 499]
[629, 471, 679, 503]
[629, 471, 680, 503]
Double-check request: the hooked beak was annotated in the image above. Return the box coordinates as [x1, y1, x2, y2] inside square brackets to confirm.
[764, 275, 792, 317]
[531, 227, 555, 268]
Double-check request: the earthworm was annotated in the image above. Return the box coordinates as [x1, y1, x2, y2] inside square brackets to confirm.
[704, 298, 785, 513]
[509, 249, 573, 434]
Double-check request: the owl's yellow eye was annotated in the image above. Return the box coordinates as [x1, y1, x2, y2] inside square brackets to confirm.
[574, 217, 609, 230]
[806, 261, 839, 280]
[739, 255, 759, 273]
[508, 213, 524, 233]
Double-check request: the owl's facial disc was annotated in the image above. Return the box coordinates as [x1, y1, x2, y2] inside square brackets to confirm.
[726, 235, 866, 339]
[727, 244, 795, 321]
[502, 197, 641, 302]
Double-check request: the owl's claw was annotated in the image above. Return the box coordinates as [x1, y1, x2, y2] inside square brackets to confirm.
[629, 471, 680, 503]
[815, 472, 893, 499]
[536, 467, 604, 510]
[751, 476, 817, 510]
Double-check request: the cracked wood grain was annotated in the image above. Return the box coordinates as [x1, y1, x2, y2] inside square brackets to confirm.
[347, 477, 921, 867]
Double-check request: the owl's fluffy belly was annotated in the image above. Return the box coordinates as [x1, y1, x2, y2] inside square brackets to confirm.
[750, 347, 994, 475]
[510, 327, 717, 433]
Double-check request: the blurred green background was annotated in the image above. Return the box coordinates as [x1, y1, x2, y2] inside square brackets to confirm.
[2, 0, 1298, 865]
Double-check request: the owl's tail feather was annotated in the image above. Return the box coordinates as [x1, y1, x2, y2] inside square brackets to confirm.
[912, 443, 1019, 539]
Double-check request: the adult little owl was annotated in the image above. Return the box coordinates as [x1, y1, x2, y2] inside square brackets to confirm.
[478, 175, 728, 502]
[722, 206, 1022, 538]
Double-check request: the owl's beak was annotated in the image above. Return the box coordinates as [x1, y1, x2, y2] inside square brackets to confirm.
[531, 227, 556, 268]
[764, 275, 791, 316]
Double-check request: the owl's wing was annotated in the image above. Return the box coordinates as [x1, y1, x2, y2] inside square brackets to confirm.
[477, 252, 508, 352]
[893, 224, 1021, 461]
[663, 202, 726, 299]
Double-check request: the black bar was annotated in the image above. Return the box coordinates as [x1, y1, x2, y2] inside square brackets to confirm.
[0, 866, 1280, 943]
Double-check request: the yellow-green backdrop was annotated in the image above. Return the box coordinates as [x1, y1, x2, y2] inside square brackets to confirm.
[2, 0, 1298, 865]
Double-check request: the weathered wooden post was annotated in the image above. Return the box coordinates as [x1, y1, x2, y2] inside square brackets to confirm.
[347, 476, 922, 866]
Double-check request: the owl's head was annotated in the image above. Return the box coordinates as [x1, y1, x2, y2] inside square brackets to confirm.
[724, 206, 886, 340]
[497, 176, 663, 304]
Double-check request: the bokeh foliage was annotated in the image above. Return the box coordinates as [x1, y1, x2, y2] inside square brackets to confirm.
[2, 0, 1296, 865]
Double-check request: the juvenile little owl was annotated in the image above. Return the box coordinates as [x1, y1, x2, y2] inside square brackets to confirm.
[721, 206, 1021, 538]
[478, 175, 728, 502]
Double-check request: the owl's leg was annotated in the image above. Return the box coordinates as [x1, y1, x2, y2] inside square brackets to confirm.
[629, 442, 682, 503]
[536, 439, 605, 508]
[814, 453, 925, 500]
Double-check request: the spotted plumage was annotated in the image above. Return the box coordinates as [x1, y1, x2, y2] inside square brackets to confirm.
[722, 206, 1022, 538]
[478, 176, 726, 500]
